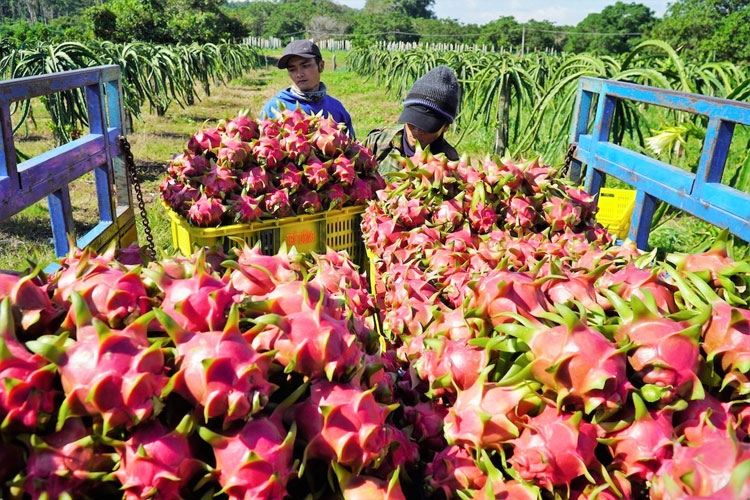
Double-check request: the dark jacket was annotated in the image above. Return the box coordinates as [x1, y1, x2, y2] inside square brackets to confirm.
[261, 88, 355, 139]
[364, 125, 458, 175]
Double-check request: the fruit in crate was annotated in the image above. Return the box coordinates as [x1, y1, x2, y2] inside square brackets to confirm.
[159, 109, 383, 227]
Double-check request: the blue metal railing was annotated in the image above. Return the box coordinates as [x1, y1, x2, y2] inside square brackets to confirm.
[569, 77, 750, 249]
[0, 65, 136, 259]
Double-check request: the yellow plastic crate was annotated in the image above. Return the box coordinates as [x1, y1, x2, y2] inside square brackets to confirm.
[165, 203, 366, 267]
[595, 188, 637, 240]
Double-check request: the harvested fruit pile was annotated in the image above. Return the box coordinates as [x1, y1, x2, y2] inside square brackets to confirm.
[2, 148, 750, 499]
[159, 109, 384, 226]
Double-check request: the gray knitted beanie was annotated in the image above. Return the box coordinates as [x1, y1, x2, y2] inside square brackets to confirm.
[402, 65, 459, 123]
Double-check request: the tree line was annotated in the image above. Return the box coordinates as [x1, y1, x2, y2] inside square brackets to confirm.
[2, 0, 750, 63]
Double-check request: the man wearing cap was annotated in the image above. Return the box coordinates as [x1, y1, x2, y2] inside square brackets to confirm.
[364, 65, 459, 175]
[261, 39, 355, 138]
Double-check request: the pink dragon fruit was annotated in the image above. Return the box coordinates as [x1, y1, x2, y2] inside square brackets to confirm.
[467, 201, 498, 234]
[32, 294, 169, 433]
[310, 115, 349, 157]
[200, 414, 296, 500]
[227, 191, 263, 224]
[649, 427, 750, 499]
[0, 297, 58, 431]
[215, 137, 252, 170]
[187, 194, 225, 227]
[331, 155, 357, 185]
[156, 304, 276, 425]
[199, 161, 238, 197]
[443, 378, 543, 451]
[414, 337, 488, 399]
[543, 196, 583, 232]
[160, 178, 201, 213]
[333, 462, 406, 500]
[613, 294, 704, 407]
[281, 130, 312, 161]
[294, 187, 323, 214]
[346, 177, 374, 205]
[431, 198, 464, 231]
[144, 251, 237, 333]
[509, 405, 600, 490]
[505, 194, 541, 230]
[186, 125, 221, 154]
[277, 162, 304, 193]
[346, 141, 378, 174]
[253, 135, 285, 169]
[262, 187, 294, 218]
[603, 393, 675, 481]
[222, 111, 259, 142]
[321, 183, 349, 210]
[166, 151, 210, 181]
[247, 297, 364, 380]
[425, 445, 487, 496]
[294, 380, 395, 474]
[239, 165, 271, 196]
[302, 155, 331, 190]
[0, 268, 63, 338]
[50, 245, 151, 329]
[226, 244, 301, 297]
[23, 417, 107, 500]
[114, 416, 204, 500]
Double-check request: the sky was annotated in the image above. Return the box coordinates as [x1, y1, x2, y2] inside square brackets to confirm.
[332, 0, 672, 26]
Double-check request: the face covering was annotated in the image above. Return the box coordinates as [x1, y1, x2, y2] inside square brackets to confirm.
[290, 81, 328, 103]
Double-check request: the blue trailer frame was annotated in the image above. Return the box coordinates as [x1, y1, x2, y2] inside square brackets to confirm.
[0, 65, 136, 261]
[568, 76, 750, 249]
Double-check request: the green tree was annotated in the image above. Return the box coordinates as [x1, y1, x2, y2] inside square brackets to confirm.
[521, 20, 567, 53]
[651, 0, 750, 62]
[412, 17, 472, 44]
[363, 0, 434, 18]
[565, 2, 655, 55]
[476, 16, 521, 51]
[352, 11, 417, 44]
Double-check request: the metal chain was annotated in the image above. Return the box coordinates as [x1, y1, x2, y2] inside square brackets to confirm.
[119, 135, 156, 260]
[561, 142, 577, 179]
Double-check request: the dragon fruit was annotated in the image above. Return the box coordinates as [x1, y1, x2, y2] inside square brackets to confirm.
[311, 115, 349, 157]
[50, 245, 151, 330]
[225, 244, 301, 297]
[144, 250, 237, 333]
[114, 416, 204, 500]
[333, 462, 406, 500]
[31, 293, 169, 433]
[222, 111, 259, 142]
[156, 304, 276, 426]
[166, 151, 210, 182]
[186, 124, 221, 154]
[443, 378, 543, 451]
[200, 414, 296, 500]
[281, 130, 312, 161]
[23, 417, 108, 500]
[302, 155, 331, 189]
[227, 191, 263, 224]
[200, 161, 238, 197]
[252, 135, 285, 169]
[0, 267, 63, 338]
[509, 405, 600, 490]
[425, 445, 487, 495]
[277, 162, 303, 193]
[262, 187, 294, 218]
[239, 165, 271, 195]
[187, 194, 225, 227]
[294, 380, 395, 474]
[0, 297, 58, 431]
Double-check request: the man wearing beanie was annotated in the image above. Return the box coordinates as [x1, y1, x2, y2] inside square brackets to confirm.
[364, 65, 460, 175]
[261, 39, 355, 138]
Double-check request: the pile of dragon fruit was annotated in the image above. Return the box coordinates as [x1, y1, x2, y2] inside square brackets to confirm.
[159, 108, 384, 227]
[2, 147, 750, 499]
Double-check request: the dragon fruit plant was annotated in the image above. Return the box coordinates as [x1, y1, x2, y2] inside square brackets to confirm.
[159, 108, 382, 227]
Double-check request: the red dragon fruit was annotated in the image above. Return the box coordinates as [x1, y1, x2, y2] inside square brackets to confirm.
[0, 268, 63, 338]
[32, 293, 169, 433]
[281, 130, 312, 161]
[166, 151, 210, 181]
[239, 165, 271, 196]
[227, 191, 263, 224]
[187, 194, 225, 227]
[23, 417, 108, 500]
[414, 337, 489, 399]
[0, 297, 58, 431]
[199, 161, 238, 197]
[509, 405, 600, 490]
[602, 393, 675, 482]
[252, 134, 285, 169]
[145, 250, 237, 333]
[114, 416, 205, 500]
[294, 187, 323, 214]
[443, 377, 543, 451]
[294, 379, 396, 474]
[186, 124, 221, 154]
[200, 414, 296, 500]
[262, 187, 294, 218]
[425, 444, 487, 496]
[310, 115, 350, 157]
[156, 304, 276, 426]
[50, 245, 151, 329]
[222, 111, 259, 142]
[332, 154, 357, 185]
[276, 162, 303, 194]
[333, 463, 406, 500]
[302, 154, 331, 189]
[225, 244, 301, 297]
